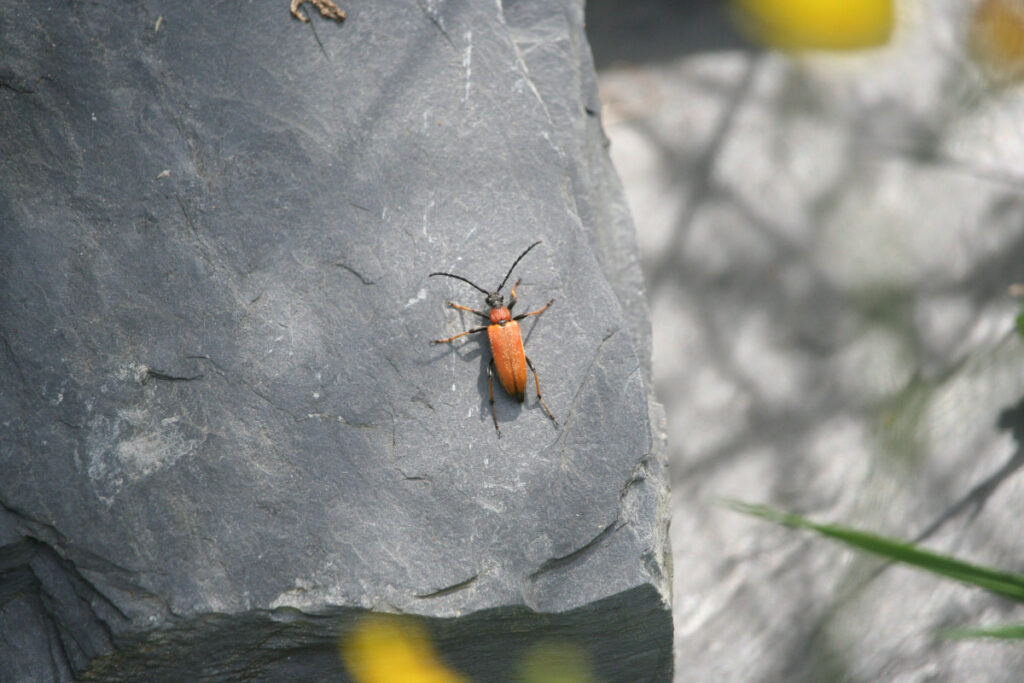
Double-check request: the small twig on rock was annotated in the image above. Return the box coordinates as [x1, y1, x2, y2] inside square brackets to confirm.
[290, 0, 346, 23]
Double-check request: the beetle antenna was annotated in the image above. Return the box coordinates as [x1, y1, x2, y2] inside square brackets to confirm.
[429, 271, 490, 295]
[496, 240, 542, 293]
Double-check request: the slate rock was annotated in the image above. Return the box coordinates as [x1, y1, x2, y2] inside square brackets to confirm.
[0, 0, 671, 680]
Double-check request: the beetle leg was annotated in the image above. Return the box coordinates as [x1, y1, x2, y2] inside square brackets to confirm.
[447, 301, 490, 320]
[430, 326, 487, 344]
[525, 355, 558, 426]
[488, 357, 501, 437]
[513, 299, 554, 321]
[508, 279, 521, 311]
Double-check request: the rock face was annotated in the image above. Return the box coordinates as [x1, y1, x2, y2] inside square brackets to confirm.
[0, 0, 671, 680]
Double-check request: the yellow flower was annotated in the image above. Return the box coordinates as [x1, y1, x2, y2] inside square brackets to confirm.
[518, 641, 595, 683]
[969, 0, 1024, 83]
[732, 0, 894, 50]
[339, 615, 467, 683]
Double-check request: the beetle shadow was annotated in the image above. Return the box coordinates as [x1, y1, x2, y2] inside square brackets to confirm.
[519, 309, 545, 347]
[425, 326, 522, 432]
[514, 299, 556, 426]
[473, 347, 526, 433]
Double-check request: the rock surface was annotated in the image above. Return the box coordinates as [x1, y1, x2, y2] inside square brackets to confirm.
[0, 0, 671, 680]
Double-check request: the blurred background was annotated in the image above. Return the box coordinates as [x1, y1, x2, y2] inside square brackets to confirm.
[586, 0, 1024, 680]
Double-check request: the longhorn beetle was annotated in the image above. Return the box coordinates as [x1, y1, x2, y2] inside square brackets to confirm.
[430, 240, 557, 437]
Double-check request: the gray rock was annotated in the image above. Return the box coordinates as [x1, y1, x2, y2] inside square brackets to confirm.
[0, 0, 671, 680]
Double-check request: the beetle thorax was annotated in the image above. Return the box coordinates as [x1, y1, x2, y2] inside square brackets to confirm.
[489, 306, 512, 324]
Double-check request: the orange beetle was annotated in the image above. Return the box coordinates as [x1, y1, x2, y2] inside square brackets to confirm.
[430, 240, 557, 436]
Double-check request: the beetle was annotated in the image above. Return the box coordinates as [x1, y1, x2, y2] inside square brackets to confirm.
[429, 240, 557, 437]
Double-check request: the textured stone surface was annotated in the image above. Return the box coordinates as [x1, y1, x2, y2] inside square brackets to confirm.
[0, 0, 671, 679]
[591, 0, 1024, 680]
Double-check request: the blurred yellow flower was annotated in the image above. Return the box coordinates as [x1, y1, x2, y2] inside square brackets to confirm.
[339, 614, 468, 683]
[969, 0, 1024, 83]
[732, 0, 894, 50]
[518, 641, 595, 683]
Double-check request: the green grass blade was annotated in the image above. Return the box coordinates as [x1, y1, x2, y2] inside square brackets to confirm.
[937, 624, 1024, 640]
[726, 501, 1024, 602]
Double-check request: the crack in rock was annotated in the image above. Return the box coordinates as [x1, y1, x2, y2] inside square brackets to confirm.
[528, 520, 624, 581]
[414, 573, 478, 599]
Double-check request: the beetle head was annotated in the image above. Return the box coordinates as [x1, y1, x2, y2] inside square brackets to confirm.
[485, 292, 505, 309]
